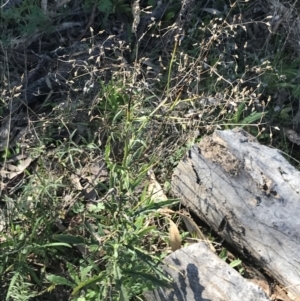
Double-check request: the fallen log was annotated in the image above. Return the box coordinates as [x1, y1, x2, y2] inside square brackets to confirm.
[144, 242, 270, 301]
[171, 128, 300, 298]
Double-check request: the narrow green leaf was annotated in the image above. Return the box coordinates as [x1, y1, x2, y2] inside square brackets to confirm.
[136, 226, 156, 237]
[52, 234, 87, 245]
[112, 110, 124, 123]
[26, 266, 43, 286]
[232, 102, 245, 123]
[46, 274, 75, 287]
[29, 217, 44, 243]
[72, 273, 105, 296]
[114, 262, 122, 280]
[6, 272, 19, 301]
[230, 259, 242, 268]
[86, 143, 97, 149]
[241, 111, 267, 126]
[134, 199, 179, 216]
[119, 283, 129, 301]
[105, 139, 111, 164]
[41, 242, 72, 248]
[219, 248, 227, 260]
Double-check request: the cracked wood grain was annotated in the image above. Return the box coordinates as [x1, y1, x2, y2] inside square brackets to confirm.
[172, 128, 300, 299]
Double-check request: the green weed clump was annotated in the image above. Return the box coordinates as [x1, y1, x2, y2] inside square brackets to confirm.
[0, 75, 180, 300]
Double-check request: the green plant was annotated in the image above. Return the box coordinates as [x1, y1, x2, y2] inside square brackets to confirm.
[43, 84, 178, 300]
[224, 101, 269, 136]
[84, 0, 131, 26]
[219, 248, 244, 274]
[261, 57, 300, 99]
[5, 273, 37, 301]
[0, 72, 182, 300]
[0, 0, 51, 37]
[1, 215, 72, 300]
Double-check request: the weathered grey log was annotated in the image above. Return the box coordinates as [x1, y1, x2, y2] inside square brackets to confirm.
[144, 242, 270, 301]
[171, 128, 300, 298]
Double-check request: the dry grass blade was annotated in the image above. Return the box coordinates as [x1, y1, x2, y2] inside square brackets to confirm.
[132, 0, 141, 33]
[158, 208, 175, 216]
[181, 214, 215, 252]
[181, 215, 205, 241]
[168, 218, 181, 252]
[147, 170, 168, 202]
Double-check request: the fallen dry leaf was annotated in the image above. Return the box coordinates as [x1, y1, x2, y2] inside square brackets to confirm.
[147, 170, 168, 202]
[181, 214, 215, 252]
[168, 218, 181, 251]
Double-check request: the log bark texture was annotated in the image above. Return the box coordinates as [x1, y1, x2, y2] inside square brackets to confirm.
[144, 242, 270, 301]
[172, 128, 300, 298]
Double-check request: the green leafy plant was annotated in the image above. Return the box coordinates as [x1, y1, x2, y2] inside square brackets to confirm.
[84, 0, 131, 26]
[219, 248, 244, 274]
[0, 0, 50, 37]
[13, 78, 176, 300]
